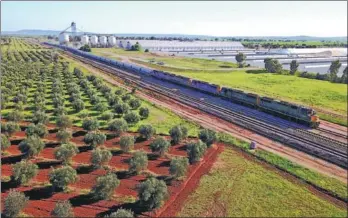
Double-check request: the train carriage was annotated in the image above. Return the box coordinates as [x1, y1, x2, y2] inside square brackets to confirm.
[191, 80, 221, 95]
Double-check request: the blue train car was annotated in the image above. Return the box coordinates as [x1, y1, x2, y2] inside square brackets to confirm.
[221, 87, 259, 107]
[191, 80, 220, 95]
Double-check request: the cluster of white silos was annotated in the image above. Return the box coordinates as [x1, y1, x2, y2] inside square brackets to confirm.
[58, 33, 69, 44]
[59, 33, 117, 47]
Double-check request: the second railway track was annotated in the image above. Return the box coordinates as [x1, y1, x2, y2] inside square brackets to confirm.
[61, 49, 348, 169]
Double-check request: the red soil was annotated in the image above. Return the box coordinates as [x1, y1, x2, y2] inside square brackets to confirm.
[1, 123, 223, 217]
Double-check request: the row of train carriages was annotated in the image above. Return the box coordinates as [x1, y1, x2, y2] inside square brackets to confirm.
[44, 42, 320, 128]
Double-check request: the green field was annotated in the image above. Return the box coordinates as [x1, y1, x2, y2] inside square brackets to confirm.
[178, 148, 347, 217]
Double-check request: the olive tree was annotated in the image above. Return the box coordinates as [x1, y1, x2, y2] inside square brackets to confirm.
[91, 173, 120, 200]
[95, 102, 108, 112]
[49, 166, 78, 191]
[114, 103, 130, 116]
[3, 190, 29, 218]
[120, 136, 135, 153]
[72, 99, 85, 112]
[82, 117, 99, 132]
[51, 200, 74, 217]
[7, 110, 23, 122]
[187, 140, 207, 164]
[90, 147, 112, 168]
[138, 125, 156, 140]
[137, 177, 168, 209]
[129, 99, 141, 110]
[106, 209, 134, 218]
[32, 110, 49, 124]
[129, 151, 148, 174]
[124, 112, 140, 125]
[2, 122, 20, 137]
[108, 119, 128, 137]
[54, 143, 79, 165]
[18, 136, 45, 158]
[56, 129, 73, 143]
[198, 129, 216, 147]
[169, 157, 189, 179]
[150, 137, 170, 156]
[12, 160, 39, 184]
[169, 125, 188, 144]
[83, 131, 106, 147]
[1, 134, 11, 150]
[139, 107, 150, 119]
[25, 123, 48, 138]
[101, 111, 114, 121]
[56, 115, 72, 130]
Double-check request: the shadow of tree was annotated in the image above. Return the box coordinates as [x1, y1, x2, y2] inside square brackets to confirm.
[24, 185, 54, 200]
[72, 130, 87, 137]
[76, 165, 94, 174]
[1, 153, 25, 164]
[36, 160, 62, 169]
[69, 193, 99, 207]
[1, 179, 19, 193]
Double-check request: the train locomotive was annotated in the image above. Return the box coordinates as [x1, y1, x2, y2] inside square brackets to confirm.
[44, 42, 320, 128]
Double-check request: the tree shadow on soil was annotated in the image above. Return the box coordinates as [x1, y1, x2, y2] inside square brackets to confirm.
[1, 179, 19, 193]
[96, 201, 149, 218]
[69, 193, 99, 207]
[45, 142, 61, 148]
[72, 130, 87, 137]
[10, 139, 23, 145]
[78, 145, 93, 153]
[24, 185, 54, 200]
[147, 153, 159, 161]
[156, 175, 174, 186]
[1, 153, 25, 164]
[157, 160, 170, 167]
[115, 170, 136, 180]
[36, 160, 62, 169]
[48, 128, 58, 134]
[110, 150, 123, 156]
[177, 144, 187, 151]
[219, 65, 232, 68]
[76, 165, 95, 174]
[135, 137, 147, 143]
[106, 134, 117, 140]
[246, 69, 268, 74]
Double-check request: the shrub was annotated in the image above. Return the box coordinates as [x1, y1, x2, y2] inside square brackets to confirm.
[101, 111, 114, 121]
[187, 140, 207, 163]
[54, 105, 66, 116]
[198, 129, 216, 147]
[7, 110, 23, 122]
[90, 147, 112, 168]
[3, 190, 29, 218]
[49, 166, 78, 191]
[18, 136, 45, 158]
[108, 119, 128, 136]
[54, 143, 79, 165]
[150, 137, 170, 156]
[56, 115, 72, 130]
[78, 111, 89, 119]
[115, 89, 124, 96]
[2, 122, 20, 137]
[25, 123, 48, 138]
[137, 177, 168, 209]
[32, 110, 49, 124]
[120, 136, 135, 153]
[114, 103, 130, 115]
[72, 99, 85, 112]
[122, 94, 132, 102]
[124, 112, 140, 125]
[106, 209, 134, 218]
[90, 95, 102, 105]
[95, 102, 108, 112]
[84, 131, 106, 147]
[1, 134, 11, 150]
[139, 107, 149, 119]
[51, 200, 74, 217]
[107, 95, 119, 106]
[12, 160, 39, 184]
[91, 173, 120, 200]
[129, 99, 141, 110]
[129, 150, 148, 174]
[169, 125, 188, 144]
[56, 129, 73, 143]
[82, 118, 99, 131]
[169, 157, 189, 179]
[138, 124, 156, 140]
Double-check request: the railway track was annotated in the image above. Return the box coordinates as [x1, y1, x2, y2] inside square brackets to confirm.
[61, 49, 348, 169]
[317, 127, 348, 140]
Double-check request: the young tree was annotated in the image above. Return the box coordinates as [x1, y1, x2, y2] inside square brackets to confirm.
[198, 129, 216, 147]
[51, 200, 74, 218]
[83, 131, 106, 147]
[82, 117, 99, 132]
[32, 110, 49, 124]
[3, 190, 29, 218]
[54, 143, 79, 165]
[264, 58, 282, 73]
[121, 94, 132, 102]
[1, 134, 11, 150]
[90, 147, 112, 168]
[106, 209, 134, 218]
[18, 136, 45, 158]
[95, 102, 108, 112]
[25, 123, 48, 138]
[49, 166, 78, 191]
[187, 140, 207, 164]
[341, 66, 347, 84]
[138, 125, 156, 140]
[72, 99, 85, 112]
[101, 111, 114, 121]
[129, 150, 148, 174]
[115, 89, 124, 96]
[139, 107, 149, 119]
[137, 177, 168, 209]
[124, 112, 140, 125]
[235, 52, 246, 68]
[328, 60, 342, 82]
[56, 129, 73, 143]
[108, 119, 128, 137]
[12, 160, 39, 184]
[56, 115, 72, 130]
[2, 122, 20, 137]
[290, 60, 299, 75]
[91, 173, 120, 200]
[169, 157, 189, 179]
[128, 99, 141, 110]
[150, 137, 170, 156]
[120, 136, 135, 153]
[7, 110, 24, 122]
[114, 103, 130, 116]
[169, 125, 188, 144]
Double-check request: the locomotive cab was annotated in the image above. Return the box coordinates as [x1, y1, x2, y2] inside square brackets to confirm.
[309, 109, 320, 128]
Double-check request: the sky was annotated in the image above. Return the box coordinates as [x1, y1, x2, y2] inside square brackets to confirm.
[1, 1, 347, 37]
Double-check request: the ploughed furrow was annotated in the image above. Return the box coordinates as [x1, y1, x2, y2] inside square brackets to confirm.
[60, 49, 348, 169]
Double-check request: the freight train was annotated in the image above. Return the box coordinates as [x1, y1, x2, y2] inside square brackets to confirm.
[44, 42, 320, 128]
